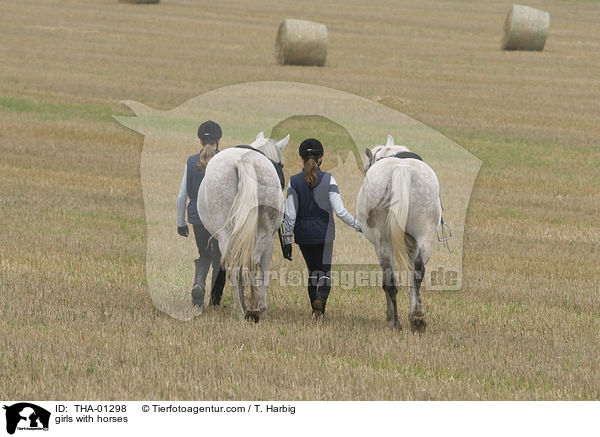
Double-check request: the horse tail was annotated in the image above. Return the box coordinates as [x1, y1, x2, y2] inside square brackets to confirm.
[385, 165, 411, 274]
[221, 157, 259, 272]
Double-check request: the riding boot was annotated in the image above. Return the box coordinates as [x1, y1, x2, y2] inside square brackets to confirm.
[192, 257, 210, 307]
[209, 268, 226, 306]
[314, 274, 331, 315]
[307, 275, 318, 310]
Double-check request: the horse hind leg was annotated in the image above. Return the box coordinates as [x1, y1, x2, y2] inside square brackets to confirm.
[257, 238, 274, 318]
[378, 245, 401, 330]
[230, 268, 246, 320]
[409, 252, 426, 334]
[385, 290, 394, 322]
[244, 265, 261, 324]
[384, 266, 401, 331]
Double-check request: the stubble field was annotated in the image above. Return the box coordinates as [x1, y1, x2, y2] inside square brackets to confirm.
[1, 0, 599, 400]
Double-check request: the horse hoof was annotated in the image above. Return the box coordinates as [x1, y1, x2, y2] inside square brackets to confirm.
[245, 310, 260, 323]
[410, 316, 426, 334]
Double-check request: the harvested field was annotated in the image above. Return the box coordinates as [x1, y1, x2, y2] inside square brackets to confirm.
[0, 0, 599, 400]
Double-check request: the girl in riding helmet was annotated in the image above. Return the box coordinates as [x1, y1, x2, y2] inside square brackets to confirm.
[283, 138, 361, 319]
[177, 120, 226, 308]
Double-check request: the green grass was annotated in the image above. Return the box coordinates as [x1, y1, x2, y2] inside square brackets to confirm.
[0, 95, 126, 122]
[271, 115, 362, 170]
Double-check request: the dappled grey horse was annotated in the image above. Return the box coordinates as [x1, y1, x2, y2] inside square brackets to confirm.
[197, 132, 289, 322]
[357, 135, 442, 333]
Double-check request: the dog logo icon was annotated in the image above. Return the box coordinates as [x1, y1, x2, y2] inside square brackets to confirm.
[3, 403, 50, 435]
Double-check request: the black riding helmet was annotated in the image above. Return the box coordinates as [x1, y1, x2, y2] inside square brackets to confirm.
[197, 120, 222, 145]
[299, 138, 324, 159]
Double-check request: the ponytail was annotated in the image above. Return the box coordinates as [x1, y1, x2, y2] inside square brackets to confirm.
[197, 141, 217, 173]
[304, 156, 319, 189]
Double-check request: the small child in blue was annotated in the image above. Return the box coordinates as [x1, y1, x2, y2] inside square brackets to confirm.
[283, 138, 361, 319]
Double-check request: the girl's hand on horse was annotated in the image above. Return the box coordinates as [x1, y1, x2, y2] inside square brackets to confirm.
[178, 225, 189, 237]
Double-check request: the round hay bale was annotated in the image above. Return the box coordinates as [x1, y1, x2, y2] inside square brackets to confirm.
[501, 4, 550, 51]
[119, 0, 160, 3]
[275, 19, 327, 66]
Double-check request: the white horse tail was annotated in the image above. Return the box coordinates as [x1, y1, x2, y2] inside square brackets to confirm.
[222, 157, 259, 272]
[385, 166, 411, 273]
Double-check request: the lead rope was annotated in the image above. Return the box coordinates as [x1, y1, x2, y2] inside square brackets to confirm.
[436, 197, 452, 251]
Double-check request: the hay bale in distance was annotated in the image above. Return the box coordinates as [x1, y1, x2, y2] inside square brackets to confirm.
[119, 0, 160, 4]
[501, 4, 550, 51]
[275, 19, 327, 66]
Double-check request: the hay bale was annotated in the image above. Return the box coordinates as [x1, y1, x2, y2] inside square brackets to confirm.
[119, 0, 160, 3]
[275, 19, 327, 66]
[501, 4, 550, 51]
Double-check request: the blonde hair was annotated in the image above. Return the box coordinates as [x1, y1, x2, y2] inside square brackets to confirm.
[197, 141, 217, 173]
[303, 156, 319, 189]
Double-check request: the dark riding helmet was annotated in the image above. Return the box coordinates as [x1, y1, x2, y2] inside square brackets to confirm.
[197, 120, 222, 144]
[299, 138, 324, 159]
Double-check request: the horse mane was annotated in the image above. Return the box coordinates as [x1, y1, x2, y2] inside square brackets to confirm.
[374, 144, 411, 161]
[364, 144, 412, 172]
[255, 139, 284, 165]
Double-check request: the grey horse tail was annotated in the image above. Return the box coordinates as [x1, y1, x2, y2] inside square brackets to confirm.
[221, 157, 259, 272]
[384, 166, 411, 273]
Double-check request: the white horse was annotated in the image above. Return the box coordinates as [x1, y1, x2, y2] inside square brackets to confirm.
[197, 132, 289, 322]
[357, 135, 442, 333]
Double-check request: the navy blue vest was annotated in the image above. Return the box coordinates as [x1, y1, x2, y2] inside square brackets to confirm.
[290, 170, 334, 245]
[186, 153, 204, 225]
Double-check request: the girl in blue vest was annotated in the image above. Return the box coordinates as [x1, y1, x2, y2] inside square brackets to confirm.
[283, 138, 361, 318]
[176, 120, 226, 307]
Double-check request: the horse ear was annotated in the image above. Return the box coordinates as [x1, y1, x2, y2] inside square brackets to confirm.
[365, 148, 373, 160]
[256, 131, 264, 141]
[386, 135, 394, 146]
[276, 134, 290, 150]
